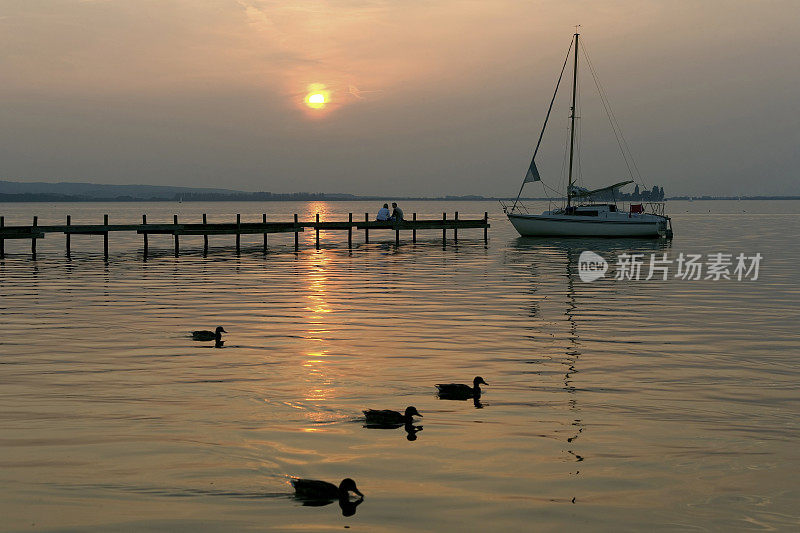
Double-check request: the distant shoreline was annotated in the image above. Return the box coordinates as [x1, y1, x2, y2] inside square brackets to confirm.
[1, 194, 799, 203]
[3, 180, 796, 203]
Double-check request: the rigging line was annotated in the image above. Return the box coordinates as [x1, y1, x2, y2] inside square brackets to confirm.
[583, 48, 635, 183]
[583, 41, 651, 194]
[545, 181, 563, 196]
[580, 40, 642, 185]
[579, 40, 632, 175]
[511, 37, 575, 212]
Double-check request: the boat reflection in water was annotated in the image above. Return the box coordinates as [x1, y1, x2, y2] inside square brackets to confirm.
[510, 236, 671, 501]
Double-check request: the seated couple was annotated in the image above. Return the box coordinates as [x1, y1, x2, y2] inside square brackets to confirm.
[376, 202, 404, 222]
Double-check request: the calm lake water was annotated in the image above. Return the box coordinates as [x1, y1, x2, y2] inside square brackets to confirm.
[1, 200, 798, 532]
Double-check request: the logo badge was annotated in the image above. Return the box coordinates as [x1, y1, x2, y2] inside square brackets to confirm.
[578, 251, 608, 282]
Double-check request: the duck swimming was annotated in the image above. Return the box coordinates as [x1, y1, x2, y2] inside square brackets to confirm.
[436, 376, 488, 399]
[363, 406, 422, 425]
[291, 478, 363, 501]
[192, 326, 226, 341]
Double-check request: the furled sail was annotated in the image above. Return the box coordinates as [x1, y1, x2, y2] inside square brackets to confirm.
[569, 180, 633, 198]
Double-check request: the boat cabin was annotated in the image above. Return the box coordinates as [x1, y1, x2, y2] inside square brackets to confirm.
[563, 204, 618, 216]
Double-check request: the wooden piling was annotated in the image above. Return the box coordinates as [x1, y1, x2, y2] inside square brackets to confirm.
[31, 216, 38, 259]
[412, 213, 417, 243]
[66, 215, 71, 257]
[315, 213, 320, 250]
[0, 216, 4, 259]
[395, 221, 400, 246]
[442, 212, 446, 245]
[103, 214, 109, 260]
[173, 215, 179, 257]
[364, 213, 369, 243]
[294, 214, 299, 251]
[142, 214, 148, 258]
[236, 214, 241, 255]
[454, 211, 458, 243]
[348, 213, 353, 248]
[484, 212, 488, 244]
[262, 213, 268, 252]
[202, 214, 208, 256]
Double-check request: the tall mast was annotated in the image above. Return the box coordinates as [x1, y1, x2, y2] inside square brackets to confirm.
[566, 31, 579, 209]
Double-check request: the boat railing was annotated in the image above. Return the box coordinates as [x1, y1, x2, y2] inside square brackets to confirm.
[644, 202, 666, 216]
[500, 200, 531, 215]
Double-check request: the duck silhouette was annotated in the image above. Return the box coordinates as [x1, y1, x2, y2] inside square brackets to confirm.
[436, 376, 487, 399]
[192, 326, 226, 342]
[291, 478, 364, 516]
[363, 406, 422, 425]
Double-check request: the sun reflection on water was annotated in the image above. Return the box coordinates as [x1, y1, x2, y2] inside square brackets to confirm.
[298, 249, 343, 428]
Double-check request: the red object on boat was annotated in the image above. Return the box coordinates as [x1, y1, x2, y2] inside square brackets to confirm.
[630, 204, 644, 214]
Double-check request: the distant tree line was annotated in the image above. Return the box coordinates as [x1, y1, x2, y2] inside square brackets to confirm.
[173, 192, 359, 201]
[0, 191, 504, 202]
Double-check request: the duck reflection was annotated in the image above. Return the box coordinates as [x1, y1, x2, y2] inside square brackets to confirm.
[403, 421, 424, 441]
[363, 421, 424, 441]
[362, 407, 424, 441]
[292, 477, 364, 517]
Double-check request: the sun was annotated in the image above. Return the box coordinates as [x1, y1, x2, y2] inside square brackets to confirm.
[304, 84, 330, 110]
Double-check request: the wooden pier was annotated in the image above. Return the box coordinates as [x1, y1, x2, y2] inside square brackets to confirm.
[0, 212, 490, 260]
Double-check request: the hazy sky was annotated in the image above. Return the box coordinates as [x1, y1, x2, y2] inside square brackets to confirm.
[1, 0, 798, 196]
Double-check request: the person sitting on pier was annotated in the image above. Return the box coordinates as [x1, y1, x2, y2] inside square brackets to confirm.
[390, 202, 404, 221]
[376, 203, 391, 221]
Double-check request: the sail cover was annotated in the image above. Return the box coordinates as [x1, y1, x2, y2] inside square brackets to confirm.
[524, 159, 541, 182]
[569, 180, 633, 198]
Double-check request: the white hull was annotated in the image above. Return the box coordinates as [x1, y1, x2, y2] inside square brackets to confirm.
[508, 213, 668, 238]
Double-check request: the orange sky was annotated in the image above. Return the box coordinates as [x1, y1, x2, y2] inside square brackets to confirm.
[1, 0, 798, 196]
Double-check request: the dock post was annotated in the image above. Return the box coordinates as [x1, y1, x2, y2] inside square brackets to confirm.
[442, 212, 446, 245]
[484, 212, 488, 244]
[412, 213, 417, 243]
[395, 221, 400, 246]
[364, 213, 369, 243]
[348, 213, 353, 248]
[66, 215, 71, 257]
[173, 215, 179, 257]
[236, 214, 241, 255]
[142, 215, 148, 259]
[454, 211, 458, 243]
[294, 214, 299, 251]
[103, 214, 109, 261]
[202, 214, 208, 256]
[262, 213, 267, 253]
[0, 216, 4, 259]
[315, 213, 320, 250]
[31, 216, 38, 259]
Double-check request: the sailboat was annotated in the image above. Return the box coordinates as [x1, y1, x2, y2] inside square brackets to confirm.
[504, 31, 673, 238]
